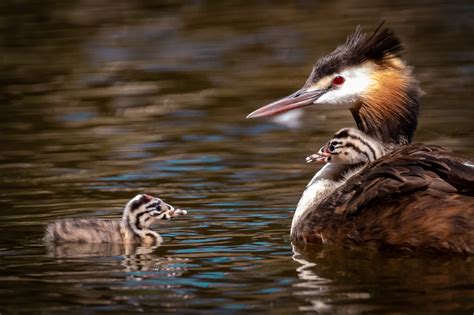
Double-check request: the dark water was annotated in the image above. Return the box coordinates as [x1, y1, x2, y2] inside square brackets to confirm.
[1, 1, 473, 314]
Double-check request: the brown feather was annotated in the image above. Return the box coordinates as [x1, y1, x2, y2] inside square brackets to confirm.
[294, 144, 474, 254]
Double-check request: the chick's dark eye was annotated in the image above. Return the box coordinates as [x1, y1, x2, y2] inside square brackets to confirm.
[329, 144, 336, 152]
[332, 75, 345, 86]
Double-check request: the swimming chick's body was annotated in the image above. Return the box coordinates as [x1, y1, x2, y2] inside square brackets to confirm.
[44, 194, 187, 245]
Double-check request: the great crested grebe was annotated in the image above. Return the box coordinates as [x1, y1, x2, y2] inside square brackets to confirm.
[247, 25, 474, 254]
[305, 127, 385, 164]
[44, 194, 187, 245]
[293, 128, 385, 235]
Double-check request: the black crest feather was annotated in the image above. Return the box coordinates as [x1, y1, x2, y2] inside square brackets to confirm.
[308, 23, 404, 82]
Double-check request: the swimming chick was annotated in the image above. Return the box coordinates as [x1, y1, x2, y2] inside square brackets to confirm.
[44, 194, 187, 245]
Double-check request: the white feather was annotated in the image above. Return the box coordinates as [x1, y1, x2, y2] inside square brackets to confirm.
[291, 164, 348, 235]
[313, 65, 374, 106]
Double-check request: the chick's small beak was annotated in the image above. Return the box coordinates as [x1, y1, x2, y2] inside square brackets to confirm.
[246, 88, 326, 118]
[162, 202, 174, 212]
[306, 154, 327, 164]
[320, 145, 332, 155]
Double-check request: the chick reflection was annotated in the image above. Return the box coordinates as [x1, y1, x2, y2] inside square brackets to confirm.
[46, 241, 157, 258]
[46, 241, 189, 284]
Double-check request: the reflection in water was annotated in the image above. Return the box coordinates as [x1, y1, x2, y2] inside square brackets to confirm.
[292, 243, 474, 314]
[45, 241, 190, 303]
[292, 244, 333, 314]
[0, 0, 473, 313]
[46, 242, 189, 276]
[292, 244, 376, 314]
[46, 242, 158, 258]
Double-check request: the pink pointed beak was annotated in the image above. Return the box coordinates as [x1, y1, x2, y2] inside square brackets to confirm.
[246, 88, 327, 118]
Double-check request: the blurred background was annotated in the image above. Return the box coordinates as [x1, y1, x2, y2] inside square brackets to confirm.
[0, 1, 473, 314]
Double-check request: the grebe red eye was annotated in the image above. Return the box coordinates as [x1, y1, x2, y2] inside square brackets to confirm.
[332, 76, 345, 86]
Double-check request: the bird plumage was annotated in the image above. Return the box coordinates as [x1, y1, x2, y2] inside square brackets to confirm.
[306, 24, 404, 84]
[44, 194, 187, 245]
[247, 25, 474, 254]
[294, 144, 474, 254]
[293, 128, 384, 236]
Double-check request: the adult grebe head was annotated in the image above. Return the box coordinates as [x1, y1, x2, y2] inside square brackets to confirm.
[247, 24, 423, 147]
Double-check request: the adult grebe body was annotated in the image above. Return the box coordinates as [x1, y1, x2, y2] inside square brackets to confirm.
[248, 25, 474, 254]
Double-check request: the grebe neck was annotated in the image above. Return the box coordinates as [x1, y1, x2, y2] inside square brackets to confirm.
[351, 61, 422, 147]
[291, 163, 364, 236]
[121, 213, 160, 245]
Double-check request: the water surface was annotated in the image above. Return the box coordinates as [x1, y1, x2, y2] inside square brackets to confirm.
[1, 1, 473, 313]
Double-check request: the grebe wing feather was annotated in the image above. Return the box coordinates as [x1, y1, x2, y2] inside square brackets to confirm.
[324, 144, 474, 215]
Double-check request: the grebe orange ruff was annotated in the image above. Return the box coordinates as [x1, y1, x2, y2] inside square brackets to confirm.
[247, 25, 474, 254]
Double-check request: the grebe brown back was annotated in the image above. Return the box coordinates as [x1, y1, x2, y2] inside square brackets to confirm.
[247, 25, 474, 254]
[44, 194, 187, 245]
